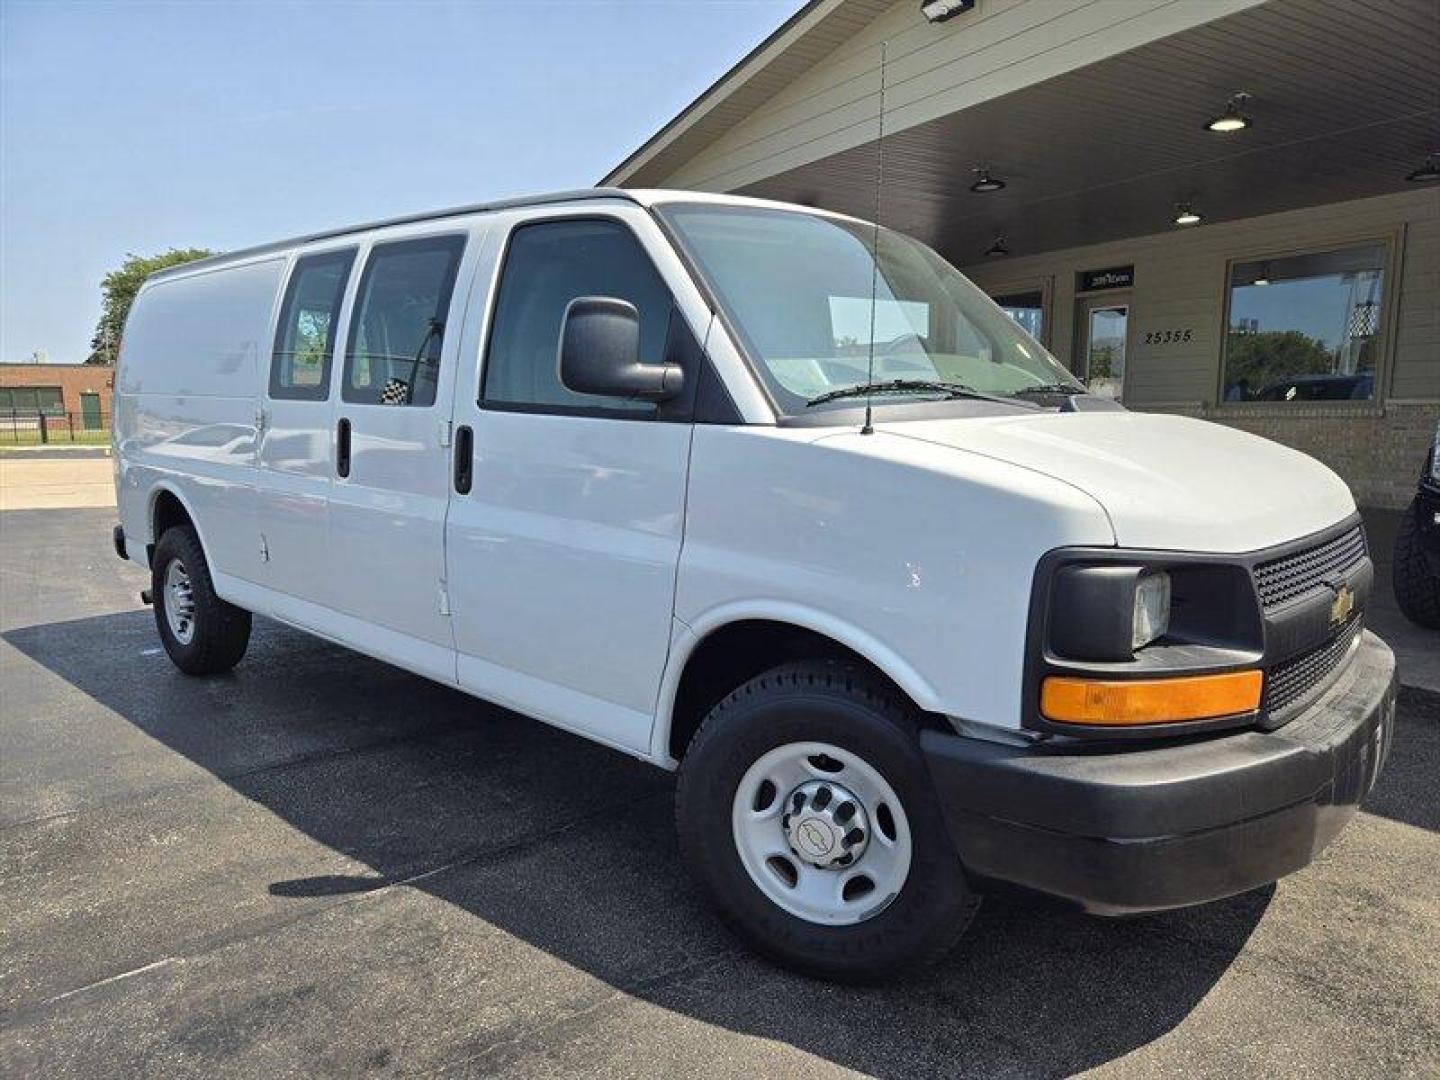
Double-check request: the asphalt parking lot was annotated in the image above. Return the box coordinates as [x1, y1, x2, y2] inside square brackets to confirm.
[2, 496, 1438, 1077]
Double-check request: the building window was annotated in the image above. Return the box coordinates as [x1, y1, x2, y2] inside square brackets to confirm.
[992, 289, 1045, 342]
[270, 248, 355, 401]
[1222, 243, 1386, 403]
[0, 386, 64, 415]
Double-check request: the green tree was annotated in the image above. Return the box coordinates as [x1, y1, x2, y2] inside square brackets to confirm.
[1089, 343, 1115, 379]
[87, 248, 217, 364]
[1223, 329, 1336, 398]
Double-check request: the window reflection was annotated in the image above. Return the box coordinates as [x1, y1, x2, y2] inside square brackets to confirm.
[1223, 244, 1384, 403]
[993, 289, 1045, 341]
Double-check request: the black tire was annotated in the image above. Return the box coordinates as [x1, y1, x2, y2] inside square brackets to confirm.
[675, 660, 979, 982]
[1393, 498, 1440, 629]
[151, 525, 252, 675]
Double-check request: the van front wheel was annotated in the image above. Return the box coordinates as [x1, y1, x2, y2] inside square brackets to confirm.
[151, 525, 251, 675]
[675, 661, 978, 982]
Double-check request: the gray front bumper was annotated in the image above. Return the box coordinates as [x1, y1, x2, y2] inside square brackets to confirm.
[921, 631, 1397, 914]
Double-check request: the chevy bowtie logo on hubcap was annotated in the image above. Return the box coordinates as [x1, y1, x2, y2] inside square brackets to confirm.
[796, 818, 834, 858]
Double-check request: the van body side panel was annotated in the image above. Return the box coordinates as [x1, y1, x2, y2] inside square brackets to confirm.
[116, 257, 285, 586]
[672, 426, 1116, 733]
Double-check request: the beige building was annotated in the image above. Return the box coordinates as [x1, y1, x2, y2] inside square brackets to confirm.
[605, 0, 1440, 508]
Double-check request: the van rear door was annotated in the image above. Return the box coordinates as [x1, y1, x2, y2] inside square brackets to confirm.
[444, 206, 703, 754]
[323, 226, 479, 684]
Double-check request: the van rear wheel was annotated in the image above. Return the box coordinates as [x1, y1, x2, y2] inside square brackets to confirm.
[675, 660, 978, 982]
[151, 525, 251, 675]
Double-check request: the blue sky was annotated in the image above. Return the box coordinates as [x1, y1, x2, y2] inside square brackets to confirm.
[0, 0, 801, 364]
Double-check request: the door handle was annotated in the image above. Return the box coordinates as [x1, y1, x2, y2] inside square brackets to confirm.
[337, 417, 352, 478]
[453, 424, 473, 494]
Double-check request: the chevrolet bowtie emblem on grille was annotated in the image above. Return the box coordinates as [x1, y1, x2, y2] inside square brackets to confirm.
[1329, 582, 1355, 627]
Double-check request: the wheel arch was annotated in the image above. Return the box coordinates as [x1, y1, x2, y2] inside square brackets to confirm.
[146, 482, 210, 566]
[653, 603, 943, 767]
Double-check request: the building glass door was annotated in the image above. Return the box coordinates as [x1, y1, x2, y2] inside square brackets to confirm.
[1077, 297, 1129, 400]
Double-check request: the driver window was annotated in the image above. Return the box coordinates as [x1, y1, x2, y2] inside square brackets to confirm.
[482, 218, 671, 415]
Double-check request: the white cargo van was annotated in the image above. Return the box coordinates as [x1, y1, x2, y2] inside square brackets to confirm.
[114, 189, 1396, 980]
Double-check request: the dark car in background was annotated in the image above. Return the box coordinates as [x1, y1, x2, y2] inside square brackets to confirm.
[1254, 372, 1374, 402]
[1393, 420, 1440, 629]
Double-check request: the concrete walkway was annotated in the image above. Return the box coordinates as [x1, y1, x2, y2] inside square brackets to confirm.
[0, 454, 115, 511]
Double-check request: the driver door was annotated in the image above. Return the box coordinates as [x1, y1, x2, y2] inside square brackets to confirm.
[445, 207, 701, 753]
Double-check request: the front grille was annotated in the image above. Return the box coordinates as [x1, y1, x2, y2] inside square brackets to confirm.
[1253, 525, 1367, 611]
[1263, 616, 1363, 715]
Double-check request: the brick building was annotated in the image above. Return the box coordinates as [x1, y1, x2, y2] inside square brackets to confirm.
[0, 363, 115, 429]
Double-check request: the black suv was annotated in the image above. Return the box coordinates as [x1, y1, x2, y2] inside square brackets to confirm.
[1393, 421, 1440, 628]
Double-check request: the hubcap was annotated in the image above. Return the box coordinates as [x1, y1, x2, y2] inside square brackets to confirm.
[163, 560, 196, 645]
[732, 741, 912, 925]
[784, 779, 869, 868]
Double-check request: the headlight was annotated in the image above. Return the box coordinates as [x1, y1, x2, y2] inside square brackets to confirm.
[1048, 564, 1172, 661]
[1132, 571, 1171, 650]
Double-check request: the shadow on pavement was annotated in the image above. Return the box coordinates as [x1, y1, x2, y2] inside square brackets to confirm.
[3, 610, 1302, 1077]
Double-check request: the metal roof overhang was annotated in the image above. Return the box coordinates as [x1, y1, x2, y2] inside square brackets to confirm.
[719, 0, 1440, 264]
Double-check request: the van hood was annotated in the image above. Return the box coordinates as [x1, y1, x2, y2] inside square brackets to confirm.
[883, 411, 1355, 553]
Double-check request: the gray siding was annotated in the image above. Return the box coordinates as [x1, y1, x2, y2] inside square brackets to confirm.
[960, 188, 1440, 406]
[655, 0, 1263, 193]
[961, 188, 1440, 508]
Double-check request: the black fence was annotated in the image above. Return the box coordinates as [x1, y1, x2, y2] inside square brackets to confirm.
[0, 410, 113, 445]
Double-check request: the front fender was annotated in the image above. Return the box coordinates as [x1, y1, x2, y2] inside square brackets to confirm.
[650, 600, 943, 765]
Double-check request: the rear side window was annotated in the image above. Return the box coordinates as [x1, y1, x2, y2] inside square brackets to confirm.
[482, 218, 671, 415]
[343, 235, 466, 407]
[270, 249, 355, 400]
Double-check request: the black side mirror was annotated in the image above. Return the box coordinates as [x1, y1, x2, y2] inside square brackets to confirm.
[558, 297, 683, 401]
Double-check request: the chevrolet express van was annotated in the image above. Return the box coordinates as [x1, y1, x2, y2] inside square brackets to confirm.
[113, 189, 1396, 981]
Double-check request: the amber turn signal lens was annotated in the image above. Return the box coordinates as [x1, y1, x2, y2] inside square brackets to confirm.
[1040, 670, 1263, 726]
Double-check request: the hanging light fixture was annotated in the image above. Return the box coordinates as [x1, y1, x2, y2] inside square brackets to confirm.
[1253, 262, 1272, 286]
[969, 167, 1006, 193]
[1173, 204, 1204, 226]
[920, 0, 974, 23]
[985, 237, 1010, 257]
[1205, 92, 1252, 133]
[1406, 152, 1440, 183]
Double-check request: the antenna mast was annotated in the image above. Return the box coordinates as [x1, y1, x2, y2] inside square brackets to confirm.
[861, 40, 888, 436]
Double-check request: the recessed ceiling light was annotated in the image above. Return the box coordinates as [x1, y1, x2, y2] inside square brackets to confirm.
[920, 0, 974, 23]
[1205, 92, 1252, 133]
[985, 237, 1010, 257]
[970, 167, 1006, 193]
[1174, 204, 1203, 226]
[1407, 153, 1440, 183]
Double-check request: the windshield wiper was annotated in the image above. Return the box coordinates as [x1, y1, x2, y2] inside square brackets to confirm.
[1010, 383, 1087, 398]
[806, 379, 995, 408]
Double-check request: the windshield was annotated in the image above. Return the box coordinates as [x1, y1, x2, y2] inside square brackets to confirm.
[659, 203, 1082, 414]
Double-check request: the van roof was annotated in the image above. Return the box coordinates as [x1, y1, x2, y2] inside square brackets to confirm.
[146, 187, 641, 283]
[146, 187, 863, 284]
